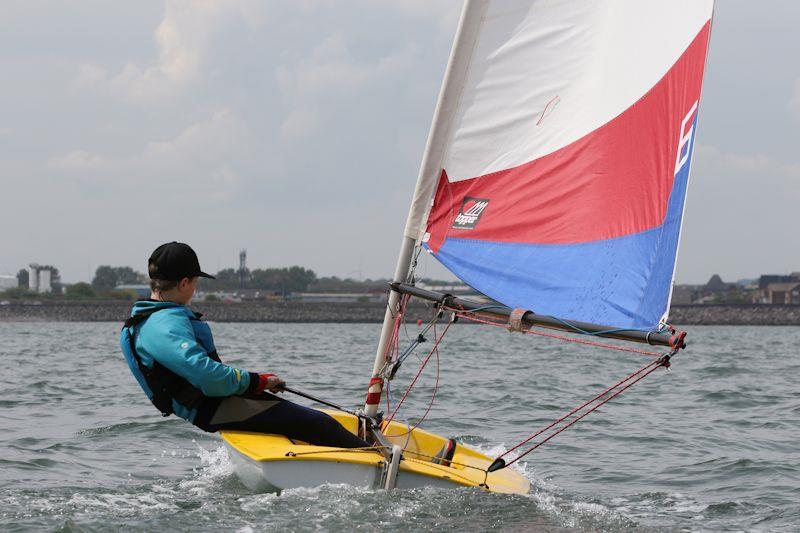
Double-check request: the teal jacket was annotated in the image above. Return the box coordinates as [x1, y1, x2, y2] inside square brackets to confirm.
[122, 300, 258, 424]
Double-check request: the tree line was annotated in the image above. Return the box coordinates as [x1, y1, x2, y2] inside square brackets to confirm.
[206, 266, 317, 293]
[2, 264, 392, 300]
[79, 265, 321, 296]
[87, 265, 320, 294]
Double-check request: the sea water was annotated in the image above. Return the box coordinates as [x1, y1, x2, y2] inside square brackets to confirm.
[1, 322, 798, 531]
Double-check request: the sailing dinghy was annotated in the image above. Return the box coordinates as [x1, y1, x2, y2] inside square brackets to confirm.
[222, 0, 714, 494]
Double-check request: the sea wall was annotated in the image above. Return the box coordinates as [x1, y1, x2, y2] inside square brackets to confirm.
[2, 300, 800, 325]
[0, 300, 431, 323]
[668, 304, 800, 326]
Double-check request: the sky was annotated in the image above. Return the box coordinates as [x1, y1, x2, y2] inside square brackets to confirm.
[1, 1, 798, 285]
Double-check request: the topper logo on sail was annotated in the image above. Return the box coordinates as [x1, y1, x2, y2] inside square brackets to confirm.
[674, 100, 699, 175]
[452, 197, 489, 230]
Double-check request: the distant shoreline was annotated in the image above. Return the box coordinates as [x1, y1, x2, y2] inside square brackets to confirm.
[2, 300, 800, 326]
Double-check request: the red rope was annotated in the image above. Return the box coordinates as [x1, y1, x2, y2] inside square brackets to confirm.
[383, 330, 441, 438]
[448, 308, 664, 357]
[385, 379, 392, 414]
[499, 354, 670, 468]
[383, 294, 410, 414]
[384, 320, 452, 426]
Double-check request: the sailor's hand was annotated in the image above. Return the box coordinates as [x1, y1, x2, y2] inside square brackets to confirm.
[256, 373, 286, 393]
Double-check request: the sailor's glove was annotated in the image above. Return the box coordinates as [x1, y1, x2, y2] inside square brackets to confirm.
[256, 373, 286, 393]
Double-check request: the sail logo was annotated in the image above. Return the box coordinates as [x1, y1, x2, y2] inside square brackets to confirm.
[674, 100, 699, 175]
[452, 197, 489, 230]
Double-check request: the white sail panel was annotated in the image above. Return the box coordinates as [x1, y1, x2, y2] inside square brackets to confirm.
[443, 0, 714, 183]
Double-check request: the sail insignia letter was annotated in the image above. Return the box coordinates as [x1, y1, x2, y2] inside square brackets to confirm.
[674, 100, 699, 175]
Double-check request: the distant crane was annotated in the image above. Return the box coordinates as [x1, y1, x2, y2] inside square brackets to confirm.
[238, 249, 248, 288]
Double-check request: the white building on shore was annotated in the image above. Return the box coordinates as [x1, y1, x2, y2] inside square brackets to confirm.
[28, 264, 53, 293]
[0, 274, 17, 290]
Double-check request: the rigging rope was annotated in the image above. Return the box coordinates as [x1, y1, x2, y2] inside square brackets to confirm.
[381, 293, 411, 414]
[437, 304, 679, 471]
[285, 446, 388, 457]
[384, 319, 443, 438]
[382, 355, 440, 438]
[380, 297, 444, 419]
[379, 296, 680, 474]
[446, 306, 666, 357]
[488, 349, 675, 472]
[384, 319, 451, 429]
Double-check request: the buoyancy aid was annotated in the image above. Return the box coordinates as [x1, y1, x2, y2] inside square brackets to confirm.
[120, 307, 219, 419]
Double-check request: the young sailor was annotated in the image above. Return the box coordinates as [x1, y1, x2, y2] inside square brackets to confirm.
[120, 241, 368, 448]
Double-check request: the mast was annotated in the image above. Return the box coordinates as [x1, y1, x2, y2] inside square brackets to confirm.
[364, 0, 488, 417]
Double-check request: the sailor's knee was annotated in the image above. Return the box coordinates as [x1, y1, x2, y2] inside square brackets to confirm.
[316, 411, 337, 425]
[316, 412, 345, 431]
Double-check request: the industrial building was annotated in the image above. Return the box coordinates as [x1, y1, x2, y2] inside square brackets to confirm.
[0, 274, 17, 290]
[28, 264, 53, 293]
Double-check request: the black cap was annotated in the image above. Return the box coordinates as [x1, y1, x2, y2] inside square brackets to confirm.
[148, 242, 215, 281]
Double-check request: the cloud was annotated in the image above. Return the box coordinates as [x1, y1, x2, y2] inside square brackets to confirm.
[74, 0, 266, 104]
[141, 108, 247, 166]
[49, 149, 106, 172]
[276, 32, 427, 98]
[368, 0, 460, 32]
[275, 33, 421, 140]
[278, 106, 320, 141]
[73, 63, 107, 88]
[694, 144, 800, 177]
[48, 108, 248, 199]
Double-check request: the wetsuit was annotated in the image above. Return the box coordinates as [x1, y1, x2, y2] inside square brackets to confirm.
[120, 300, 367, 448]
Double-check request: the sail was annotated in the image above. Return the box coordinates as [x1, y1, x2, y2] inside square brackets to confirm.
[420, 0, 714, 330]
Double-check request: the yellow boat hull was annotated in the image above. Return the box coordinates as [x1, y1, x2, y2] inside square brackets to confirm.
[220, 409, 529, 495]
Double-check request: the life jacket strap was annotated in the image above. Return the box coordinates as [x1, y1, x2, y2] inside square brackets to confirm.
[124, 308, 175, 416]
